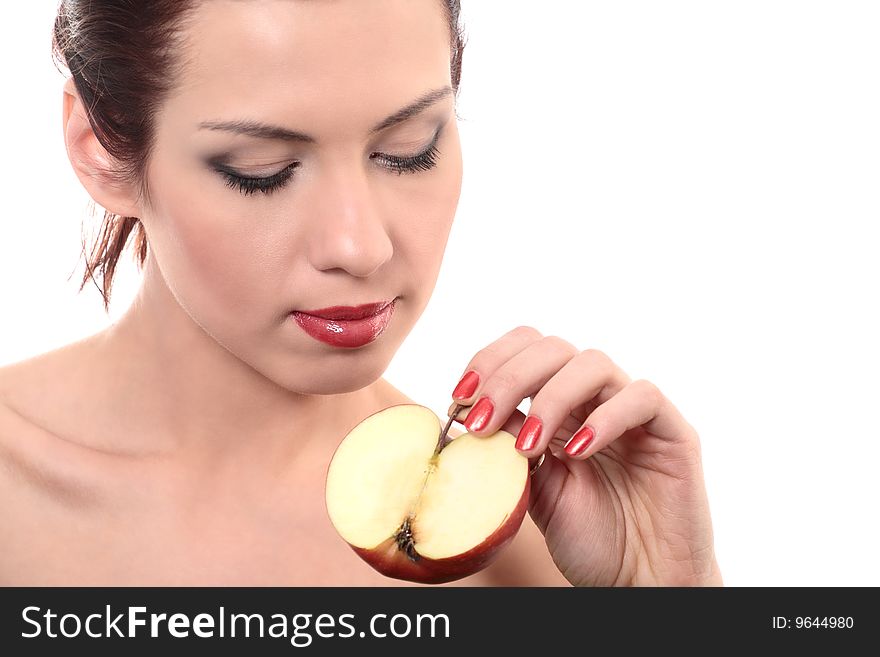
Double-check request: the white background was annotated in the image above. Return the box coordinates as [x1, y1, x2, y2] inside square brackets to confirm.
[2, 1, 878, 586]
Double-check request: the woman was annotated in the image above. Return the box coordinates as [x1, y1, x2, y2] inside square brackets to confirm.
[0, 0, 722, 586]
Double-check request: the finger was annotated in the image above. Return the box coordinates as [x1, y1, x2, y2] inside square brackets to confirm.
[448, 325, 545, 408]
[513, 348, 632, 457]
[455, 335, 581, 440]
[562, 378, 693, 460]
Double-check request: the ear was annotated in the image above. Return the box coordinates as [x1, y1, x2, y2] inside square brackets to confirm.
[62, 77, 142, 217]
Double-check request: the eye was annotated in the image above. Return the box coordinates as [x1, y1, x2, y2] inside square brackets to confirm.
[213, 126, 443, 197]
[372, 127, 443, 175]
[215, 162, 299, 197]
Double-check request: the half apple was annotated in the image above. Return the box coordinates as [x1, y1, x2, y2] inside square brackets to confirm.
[324, 403, 530, 584]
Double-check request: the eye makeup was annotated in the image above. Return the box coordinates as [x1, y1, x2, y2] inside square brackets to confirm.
[369, 123, 444, 176]
[213, 161, 299, 197]
[206, 123, 446, 197]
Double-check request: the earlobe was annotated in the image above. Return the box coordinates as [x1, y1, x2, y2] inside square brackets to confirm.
[62, 76, 142, 218]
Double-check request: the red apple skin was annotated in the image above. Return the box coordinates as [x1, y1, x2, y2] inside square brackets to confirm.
[348, 477, 531, 585]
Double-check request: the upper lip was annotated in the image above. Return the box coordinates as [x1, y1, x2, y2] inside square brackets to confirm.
[293, 298, 395, 320]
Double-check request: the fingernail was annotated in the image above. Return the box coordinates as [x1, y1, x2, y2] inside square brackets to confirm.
[452, 370, 480, 401]
[515, 415, 542, 451]
[564, 426, 595, 457]
[464, 396, 494, 432]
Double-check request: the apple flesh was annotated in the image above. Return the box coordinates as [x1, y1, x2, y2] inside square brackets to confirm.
[324, 403, 530, 584]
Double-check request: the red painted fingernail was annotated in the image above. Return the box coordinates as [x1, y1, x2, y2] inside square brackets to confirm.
[515, 415, 542, 451]
[565, 426, 595, 457]
[452, 370, 480, 400]
[464, 396, 494, 432]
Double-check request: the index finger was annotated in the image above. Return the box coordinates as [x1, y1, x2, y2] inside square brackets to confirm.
[449, 325, 545, 406]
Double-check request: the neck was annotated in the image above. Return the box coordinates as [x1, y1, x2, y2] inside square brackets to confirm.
[93, 254, 384, 473]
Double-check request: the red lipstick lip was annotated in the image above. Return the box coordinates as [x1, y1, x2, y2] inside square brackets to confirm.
[293, 298, 396, 321]
[290, 298, 398, 349]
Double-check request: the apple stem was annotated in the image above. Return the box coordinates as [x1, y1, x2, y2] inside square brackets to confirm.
[435, 403, 463, 454]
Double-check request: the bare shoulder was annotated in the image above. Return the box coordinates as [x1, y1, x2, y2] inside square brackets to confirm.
[0, 356, 62, 488]
[0, 351, 65, 463]
[0, 337, 94, 422]
[0, 344, 114, 503]
[0, 331, 111, 449]
[0, 359, 53, 549]
[0, 358, 37, 467]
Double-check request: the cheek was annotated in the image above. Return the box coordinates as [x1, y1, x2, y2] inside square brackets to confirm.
[148, 165, 282, 319]
[398, 136, 463, 264]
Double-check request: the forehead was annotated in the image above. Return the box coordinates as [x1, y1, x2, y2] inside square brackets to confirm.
[167, 0, 452, 137]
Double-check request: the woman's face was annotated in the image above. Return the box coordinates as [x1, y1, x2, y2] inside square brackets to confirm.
[141, 0, 462, 394]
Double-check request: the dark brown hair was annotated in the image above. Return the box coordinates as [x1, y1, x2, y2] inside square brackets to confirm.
[51, 0, 467, 312]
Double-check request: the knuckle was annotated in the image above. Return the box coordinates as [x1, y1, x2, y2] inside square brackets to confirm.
[489, 368, 521, 395]
[633, 378, 663, 403]
[544, 335, 580, 358]
[578, 347, 615, 378]
[579, 347, 612, 365]
[510, 325, 543, 341]
[474, 345, 497, 362]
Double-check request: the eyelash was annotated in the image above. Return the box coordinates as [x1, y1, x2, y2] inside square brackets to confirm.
[218, 163, 299, 197]
[217, 135, 442, 197]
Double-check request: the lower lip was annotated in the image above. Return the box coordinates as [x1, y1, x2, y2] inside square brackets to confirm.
[291, 299, 398, 348]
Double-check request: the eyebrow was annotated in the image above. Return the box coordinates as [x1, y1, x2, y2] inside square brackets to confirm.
[197, 86, 453, 143]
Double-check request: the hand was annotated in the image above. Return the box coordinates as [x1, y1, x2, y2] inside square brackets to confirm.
[448, 326, 722, 586]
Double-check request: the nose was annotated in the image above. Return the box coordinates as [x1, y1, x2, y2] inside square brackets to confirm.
[306, 159, 393, 278]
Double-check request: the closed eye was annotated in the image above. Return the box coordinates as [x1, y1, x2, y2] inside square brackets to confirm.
[215, 162, 299, 197]
[214, 124, 444, 197]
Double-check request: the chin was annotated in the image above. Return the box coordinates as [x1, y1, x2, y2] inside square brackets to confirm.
[271, 354, 393, 397]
